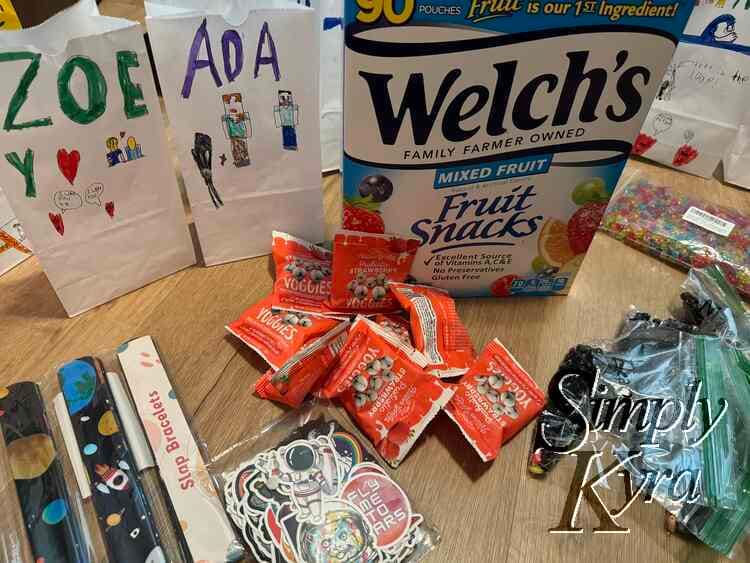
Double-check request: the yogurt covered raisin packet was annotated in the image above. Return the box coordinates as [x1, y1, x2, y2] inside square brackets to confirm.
[328, 231, 420, 314]
[255, 321, 350, 408]
[321, 316, 452, 467]
[271, 231, 333, 314]
[445, 339, 546, 462]
[226, 295, 341, 370]
[390, 283, 476, 378]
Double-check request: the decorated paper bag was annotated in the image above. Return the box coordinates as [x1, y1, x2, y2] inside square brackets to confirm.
[634, 2, 750, 178]
[0, 186, 32, 275]
[314, 0, 343, 172]
[724, 106, 750, 190]
[0, 0, 196, 316]
[145, 0, 324, 265]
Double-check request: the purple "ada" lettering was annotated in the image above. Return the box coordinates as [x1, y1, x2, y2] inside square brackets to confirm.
[181, 18, 280, 99]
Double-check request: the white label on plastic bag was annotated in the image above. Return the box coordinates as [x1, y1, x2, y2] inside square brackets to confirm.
[682, 207, 735, 237]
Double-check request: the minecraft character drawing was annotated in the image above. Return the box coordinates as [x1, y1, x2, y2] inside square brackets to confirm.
[192, 133, 224, 209]
[125, 136, 144, 160]
[221, 93, 252, 167]
[105, 137, 126, 167]
[273, 90, 300, 151]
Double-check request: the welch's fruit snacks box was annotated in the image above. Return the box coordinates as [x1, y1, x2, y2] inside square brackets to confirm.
[342, 0, 693, 297]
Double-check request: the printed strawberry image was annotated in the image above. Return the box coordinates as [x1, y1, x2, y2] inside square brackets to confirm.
[631, 133, 656, 156]
[105, 201, 115, 218]
[379, 438, 401, 462]
[672, 144, 698, 167]
[343, 204, 385, 233]
[342, 175, 394, 234]
[49, 212, 64, 236]
[490, 274, 517, 297]
[387, 422, 413, 446]
[567, 201, 607, 255]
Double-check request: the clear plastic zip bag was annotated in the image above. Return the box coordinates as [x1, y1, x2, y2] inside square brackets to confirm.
[206, 400, 441, 563]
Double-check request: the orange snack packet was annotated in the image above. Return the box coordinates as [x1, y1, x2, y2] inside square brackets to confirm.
[328, 230, 420, 314]
[255, 321, 350, 408]
[226, 295, 340, 370]
[444, 339, 546, 462]
[271, 231, 332, 314]
[321, 317, 453, 467]
[373, 313, 412, 346]
[390, 283, 476, 378]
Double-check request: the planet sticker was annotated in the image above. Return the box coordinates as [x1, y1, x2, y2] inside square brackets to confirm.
[59, 360, 97, 415]
[0, 387, 9, 399]
[83, 443, 97, 455]
[7, 433, 56, 480]
[106, 509, 124, 528]
[42, 499, 67, 525]
[98, 411, 118, 436]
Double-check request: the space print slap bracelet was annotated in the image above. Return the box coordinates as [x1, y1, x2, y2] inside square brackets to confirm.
[57, 357, 166, 563]
[0, 382, 92, 563]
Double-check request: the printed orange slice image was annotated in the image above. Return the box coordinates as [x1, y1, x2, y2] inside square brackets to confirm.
[538, 219, 575, 268]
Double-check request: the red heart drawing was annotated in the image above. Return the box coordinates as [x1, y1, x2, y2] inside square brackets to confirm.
[57, 149, 80, 185]
[105, 201, 115, 218]
[49, 212, 64, 236]
[673, 144, 699, 167]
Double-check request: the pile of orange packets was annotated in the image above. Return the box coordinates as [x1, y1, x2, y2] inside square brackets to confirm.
[226, 231, 547, 467]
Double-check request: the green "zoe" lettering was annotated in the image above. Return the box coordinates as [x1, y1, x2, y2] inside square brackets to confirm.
[0, 52, 53, 131]
[2, 50, 150, 129]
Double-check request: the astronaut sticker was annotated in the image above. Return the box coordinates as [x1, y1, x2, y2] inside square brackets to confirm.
[223, 418, 429, 563]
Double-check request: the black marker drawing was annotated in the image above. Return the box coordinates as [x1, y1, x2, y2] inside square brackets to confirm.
[652, 113, 673, 136]
[192, 133, 224, 209]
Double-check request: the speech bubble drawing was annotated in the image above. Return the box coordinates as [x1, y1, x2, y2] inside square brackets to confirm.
[85, 183, 104, 207]
[53, 190, 83, 213]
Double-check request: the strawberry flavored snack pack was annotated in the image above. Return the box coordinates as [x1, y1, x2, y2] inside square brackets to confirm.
[390, 283, 476, 378]
[255, 321, 351, 408]
[373, 313, 413, 346]
[328, 230, 420, 313]
[445, 339, 546, 462]
[321, 317, 453, 467]
[271, 231, 332, 314]
[226, 295, 341, 370]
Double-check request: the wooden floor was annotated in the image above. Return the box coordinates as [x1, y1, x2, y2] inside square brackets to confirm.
[1, 1, 749, 562]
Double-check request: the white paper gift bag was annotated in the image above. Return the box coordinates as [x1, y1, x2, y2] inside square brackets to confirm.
[634, 3, 750, 178]
[0, 0, 196, 316]
[724, 106, 750, 190]
[145, 0, 325, 265]
[0, 186, 32, 276]
[315, 0, 343, 172]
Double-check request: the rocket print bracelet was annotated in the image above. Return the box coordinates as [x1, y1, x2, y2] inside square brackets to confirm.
[58, 357, 166, 563]
[0, 381, 91, 563]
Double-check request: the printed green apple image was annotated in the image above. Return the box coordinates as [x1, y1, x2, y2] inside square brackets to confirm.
[571, 178, 608, 205]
